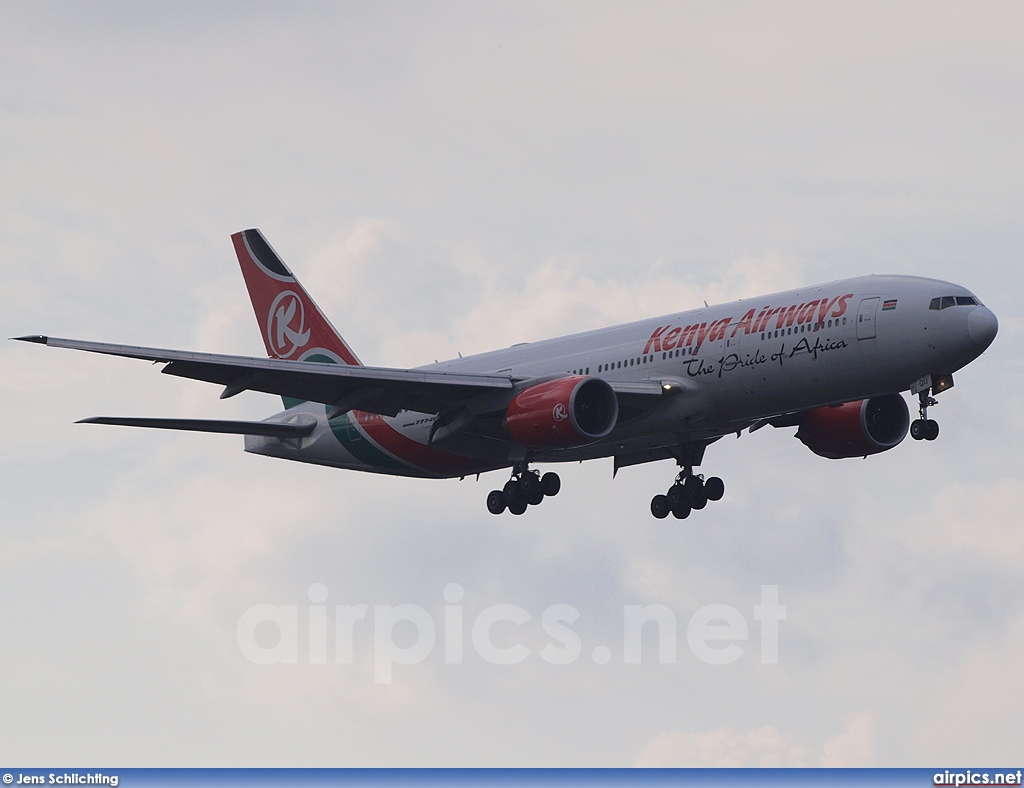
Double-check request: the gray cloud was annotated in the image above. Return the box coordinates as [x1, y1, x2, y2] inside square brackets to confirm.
[1, 0, 1022, 767]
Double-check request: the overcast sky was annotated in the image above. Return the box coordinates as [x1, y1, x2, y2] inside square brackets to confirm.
[2, 1, 1023, 768]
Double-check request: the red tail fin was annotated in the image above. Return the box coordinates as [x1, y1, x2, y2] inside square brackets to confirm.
[232, 229, 361, 366]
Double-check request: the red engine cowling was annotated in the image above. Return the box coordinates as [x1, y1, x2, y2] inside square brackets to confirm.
[506, 376, 619, 448]
[796, 393, 910, 459]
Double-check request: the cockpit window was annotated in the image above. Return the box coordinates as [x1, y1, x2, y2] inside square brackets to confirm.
[930, 295, 981, 310]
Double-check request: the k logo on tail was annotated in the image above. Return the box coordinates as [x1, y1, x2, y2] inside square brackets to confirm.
[268, 291, 311, 358]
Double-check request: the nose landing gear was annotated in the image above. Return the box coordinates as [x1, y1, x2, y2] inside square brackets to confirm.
[486, 464, 561, 515]
[911, 390, 940, 441]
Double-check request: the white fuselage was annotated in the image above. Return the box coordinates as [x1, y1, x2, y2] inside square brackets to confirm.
[245, 274, 996, 478]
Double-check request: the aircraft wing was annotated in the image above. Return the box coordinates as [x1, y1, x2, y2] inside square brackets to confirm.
[16, 335, 518, 416]
[16, 335, 666, 418]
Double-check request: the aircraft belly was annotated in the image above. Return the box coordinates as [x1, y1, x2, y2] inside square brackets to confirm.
[245, 403, 497, 479]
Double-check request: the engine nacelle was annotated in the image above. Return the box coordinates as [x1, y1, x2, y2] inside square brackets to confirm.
[506, 376, 618, 448]
[796, 393, 910, 459]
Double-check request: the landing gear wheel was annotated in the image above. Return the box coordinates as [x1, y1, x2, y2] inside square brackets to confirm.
[671, 501, 691, 519]
[541, 472, 561, 497]
[688, 488, 708, 510]
[520, 471, 542, 497]
[494, 464, 557, 514]
[651, 494, 670, 519]
[486, 490, 507, 515]
[683, 477, 707, 509]
[503, 479, 524, 506]
[667, 484, 686, 507]
[657, 463, 723, 518]
[914, 389, 941, 442]
[523, 478, 545, 506]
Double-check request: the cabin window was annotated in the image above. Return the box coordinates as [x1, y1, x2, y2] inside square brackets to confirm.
[956, 296, 977, 306]
[941, 296, 956, 309]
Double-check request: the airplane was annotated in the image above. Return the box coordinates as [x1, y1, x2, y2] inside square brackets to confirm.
[15, 229, 999, 518]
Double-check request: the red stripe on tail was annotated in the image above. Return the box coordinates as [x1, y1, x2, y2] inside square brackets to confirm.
[232, 229, 361, 366]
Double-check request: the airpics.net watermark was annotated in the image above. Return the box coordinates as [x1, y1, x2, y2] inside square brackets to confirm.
[236, 584, 786, 684]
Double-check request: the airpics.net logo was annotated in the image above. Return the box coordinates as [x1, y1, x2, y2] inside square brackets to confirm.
[236, 584, 786, 684]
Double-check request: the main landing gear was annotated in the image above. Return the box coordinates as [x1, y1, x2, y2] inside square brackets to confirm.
[910, 390, 940, 441]
[486, 465, 561, 515]
[650, 470, 725, 520]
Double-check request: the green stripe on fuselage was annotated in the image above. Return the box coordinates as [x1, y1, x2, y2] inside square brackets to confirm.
[284, 352, 408, 472]
[326, 407, 408, 471]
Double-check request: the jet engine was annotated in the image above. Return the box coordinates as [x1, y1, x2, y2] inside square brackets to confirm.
[506, 376, 618, 448]
[796, 393, 910, 459]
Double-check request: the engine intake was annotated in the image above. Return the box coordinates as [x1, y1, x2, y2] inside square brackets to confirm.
[506, 376, 618, 448]
[796, 393, 910, 459]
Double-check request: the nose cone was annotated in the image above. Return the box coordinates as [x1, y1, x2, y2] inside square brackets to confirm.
[968, 306, 998, 349]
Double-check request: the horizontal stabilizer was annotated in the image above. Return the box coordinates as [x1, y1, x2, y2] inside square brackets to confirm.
[77, 416, 316, 439]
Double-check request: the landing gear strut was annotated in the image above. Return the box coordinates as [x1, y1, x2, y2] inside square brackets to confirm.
[910, 390, 940, 441]
[486, 464, 561, 515]
[650, 464, 725, 520]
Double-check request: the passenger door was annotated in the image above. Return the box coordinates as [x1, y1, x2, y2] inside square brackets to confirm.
[857, 297, 879, 340]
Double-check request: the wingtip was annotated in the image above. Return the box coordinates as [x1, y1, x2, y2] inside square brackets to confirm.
[11, 335, 49, 344]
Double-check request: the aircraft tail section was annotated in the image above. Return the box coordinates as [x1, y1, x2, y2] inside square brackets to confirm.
[232, 229, 362, 366]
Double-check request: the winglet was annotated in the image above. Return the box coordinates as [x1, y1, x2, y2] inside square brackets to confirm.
[11, 335, 49, 344]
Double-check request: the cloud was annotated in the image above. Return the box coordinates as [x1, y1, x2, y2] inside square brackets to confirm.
[822, 712, 881, 767]
[903, 476, 1024, 565]
[635, 724, 816, 768]
[1, 1, 1023, 768]
[636, 711, 879, 767]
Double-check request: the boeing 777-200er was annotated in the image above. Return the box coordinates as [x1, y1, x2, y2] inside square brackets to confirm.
[16, 229, 999, 518]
